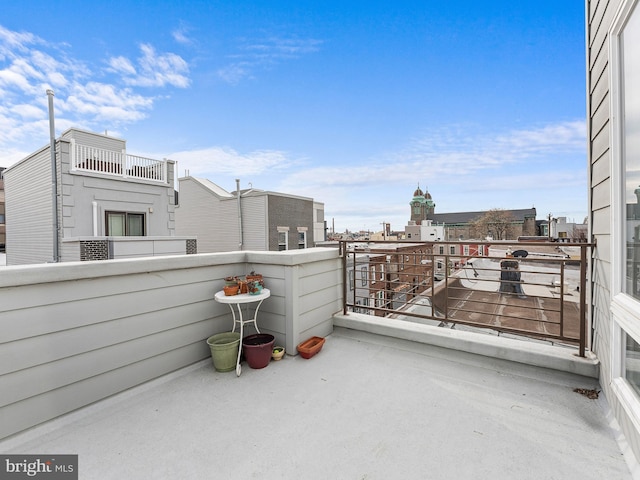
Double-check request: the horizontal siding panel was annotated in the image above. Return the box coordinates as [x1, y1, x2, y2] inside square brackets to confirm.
[299, 268, 342, 297]
[591, 207, 611, 235]
[62, 130, 126, 152]
[300, 285, 342, 317]
[0, 298, 225, 375]
[300, 302, 339, 333]
[591, 177, 611, 211]
[0, 277, 221, 337]
[1, 263, 231, 313]
[593, 232, 611, 263]
[0, 344, 204, 440]
[0, 317, 220, 407]
[590, 63, 609, 107]
[591, 92, 610, 137]
[591, 129, 610, 169]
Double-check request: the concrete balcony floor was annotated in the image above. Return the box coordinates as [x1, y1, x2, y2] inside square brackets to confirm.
[0, 327, 633, 479]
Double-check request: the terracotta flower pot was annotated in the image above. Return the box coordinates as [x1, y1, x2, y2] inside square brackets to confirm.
[223, 285, 239, 296]
[297, 336, 325, 359]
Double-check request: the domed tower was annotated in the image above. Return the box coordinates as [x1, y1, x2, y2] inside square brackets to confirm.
[410, 184, 435, 224]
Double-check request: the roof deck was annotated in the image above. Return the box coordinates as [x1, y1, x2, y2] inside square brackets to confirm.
[0, 327, 632, 479]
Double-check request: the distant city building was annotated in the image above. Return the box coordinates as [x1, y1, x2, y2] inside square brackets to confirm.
[408, 184, 537, 240]
[0, 167, 7, 252]
[175, 176, 323, 252]
[0, 167, 5, 252]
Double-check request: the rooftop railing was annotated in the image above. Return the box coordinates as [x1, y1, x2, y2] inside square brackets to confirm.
[70, 141, 168, 183]
[340, 240, 592, 357]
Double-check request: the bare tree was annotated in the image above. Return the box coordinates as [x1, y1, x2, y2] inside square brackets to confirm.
[470, 209, 517, 240]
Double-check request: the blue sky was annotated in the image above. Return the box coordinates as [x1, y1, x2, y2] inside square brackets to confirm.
[0, 1, 587, 232]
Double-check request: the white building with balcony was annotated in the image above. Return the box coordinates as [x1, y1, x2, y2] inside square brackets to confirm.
[3, 128, 195, 265]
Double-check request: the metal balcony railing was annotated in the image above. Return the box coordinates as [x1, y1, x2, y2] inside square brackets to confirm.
[70, 141, 168, 183]
[340, 240, 592, 357]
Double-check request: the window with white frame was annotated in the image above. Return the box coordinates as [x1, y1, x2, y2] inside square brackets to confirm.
[297, 227, 307, 249]
[463, 245, 470, 256]
[439, 245, 444, 255]
[450, 245, 455, 255]
[361, 266, 368, 286]
[277, 227, 289, 251]
[610, 0, 640, 406]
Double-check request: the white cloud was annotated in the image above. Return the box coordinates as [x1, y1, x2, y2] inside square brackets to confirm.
[108, 56, 137, 76]
[172, 24, 193, 45]
[170, 146, 297, 176]
[115, 44, 190, 88]
[0, 25, 191, 157]
[218, 35, 322, 84]
[10, 103, 45, 119]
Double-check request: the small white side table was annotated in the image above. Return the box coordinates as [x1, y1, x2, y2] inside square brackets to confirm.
[214, 288, 271, 376]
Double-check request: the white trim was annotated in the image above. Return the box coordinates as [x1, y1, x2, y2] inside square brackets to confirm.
[609, 0, 640, 420]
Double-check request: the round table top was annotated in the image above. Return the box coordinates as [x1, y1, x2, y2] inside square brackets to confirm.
[214, 288, 271, 304]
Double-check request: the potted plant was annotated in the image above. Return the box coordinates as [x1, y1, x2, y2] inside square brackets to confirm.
[297, 336, 325, 359]
[246, 271, 264, 286]
[272, 346, 285, 361]
[242, 334, 275, 369]
[223, 284, 239, 296]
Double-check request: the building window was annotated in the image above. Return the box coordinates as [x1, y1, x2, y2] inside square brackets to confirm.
[610, 0, 640, 411]
[105, 211, 145, 236]
[371, 266, 376, 284]
[361, 266, 368, 286]
[349, 270, 354, 290]
[439, 245, 444, 255]
[621, 6, 640, 301]
[463, 245, 470, 256]
[277, 226, 289, 251]
[278, 232, 288, 251]
[297, 229, 307, 249]
[450, 245, 455, 255]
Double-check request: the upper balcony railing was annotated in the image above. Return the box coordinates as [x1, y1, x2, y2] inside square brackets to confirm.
[340, 240, 593, 357]
[70, 141, 168, 183]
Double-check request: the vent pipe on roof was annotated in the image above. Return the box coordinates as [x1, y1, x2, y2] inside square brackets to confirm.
[47, 89, 60, 262]
[236, 178, 243, 250]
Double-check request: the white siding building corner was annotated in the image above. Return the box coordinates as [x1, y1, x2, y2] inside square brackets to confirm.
[175, 176, 323, 253]
[588, 0, 640, 466]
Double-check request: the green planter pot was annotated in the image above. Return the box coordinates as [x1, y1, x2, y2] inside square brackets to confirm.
[206, 332, 241, 372]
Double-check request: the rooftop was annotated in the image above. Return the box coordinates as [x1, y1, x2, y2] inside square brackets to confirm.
[0, 327, 632, 479]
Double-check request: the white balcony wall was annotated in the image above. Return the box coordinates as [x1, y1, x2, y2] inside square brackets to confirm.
[0, 248, 341, 440]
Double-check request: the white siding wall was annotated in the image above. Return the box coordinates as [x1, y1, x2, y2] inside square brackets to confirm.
[174, 178, 239, 252]
[242, 195, 268, 250]
[4, 146, 55, 265]
[61, 128, 126, 153]
[587, 0, 640, 462]
[0, 248, 341, 440]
